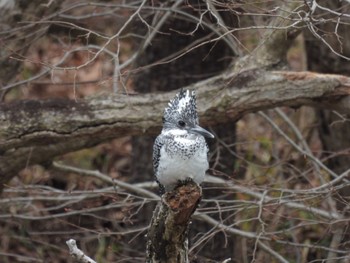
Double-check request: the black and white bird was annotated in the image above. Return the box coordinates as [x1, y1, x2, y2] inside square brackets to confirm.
[153, 89, 214, 191]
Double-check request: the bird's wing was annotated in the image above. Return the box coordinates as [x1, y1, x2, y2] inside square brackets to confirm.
[153, 135, 166, 193]
[152, 135, 164, 176]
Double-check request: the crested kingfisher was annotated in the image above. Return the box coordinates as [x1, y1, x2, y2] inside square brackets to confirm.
[153, 89, 214, 191]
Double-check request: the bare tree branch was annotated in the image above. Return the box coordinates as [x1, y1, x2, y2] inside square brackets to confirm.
[66, 239, 97, 263]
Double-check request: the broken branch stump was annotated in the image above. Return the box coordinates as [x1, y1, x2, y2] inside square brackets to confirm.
[146, 182, 202, 263]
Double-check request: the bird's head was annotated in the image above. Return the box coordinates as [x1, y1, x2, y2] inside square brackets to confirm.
[163, 89, 214, 138]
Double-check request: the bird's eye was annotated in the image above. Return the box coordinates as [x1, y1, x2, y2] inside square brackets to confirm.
[178, 120, 186, 127]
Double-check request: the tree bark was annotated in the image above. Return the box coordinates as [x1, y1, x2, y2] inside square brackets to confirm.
[1, 70, 350, 189]
[146, 182, 201, 263]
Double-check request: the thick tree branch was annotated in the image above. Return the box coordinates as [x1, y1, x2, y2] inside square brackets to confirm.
[1, 70, 350, 187]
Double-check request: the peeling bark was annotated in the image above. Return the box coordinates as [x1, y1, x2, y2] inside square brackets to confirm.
[146, 182, 201, 263]
[0, 70, 350, 188]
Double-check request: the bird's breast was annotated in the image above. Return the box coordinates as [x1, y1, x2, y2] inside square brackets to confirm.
[166, 135, 206, 159]
[156, 135, 209, 188]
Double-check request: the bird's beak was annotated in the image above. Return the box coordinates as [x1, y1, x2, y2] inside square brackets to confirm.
[190, 125, 215, 138]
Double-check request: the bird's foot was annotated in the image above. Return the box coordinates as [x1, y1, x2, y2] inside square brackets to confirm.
[176, 177, 196, 188]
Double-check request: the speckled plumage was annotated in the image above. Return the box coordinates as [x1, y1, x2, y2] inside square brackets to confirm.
[153, 89, 214, 191]
[163, 89, 198, 126]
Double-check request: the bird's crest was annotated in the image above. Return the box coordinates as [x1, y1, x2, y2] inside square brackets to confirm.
[164, 89, 198, 125]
